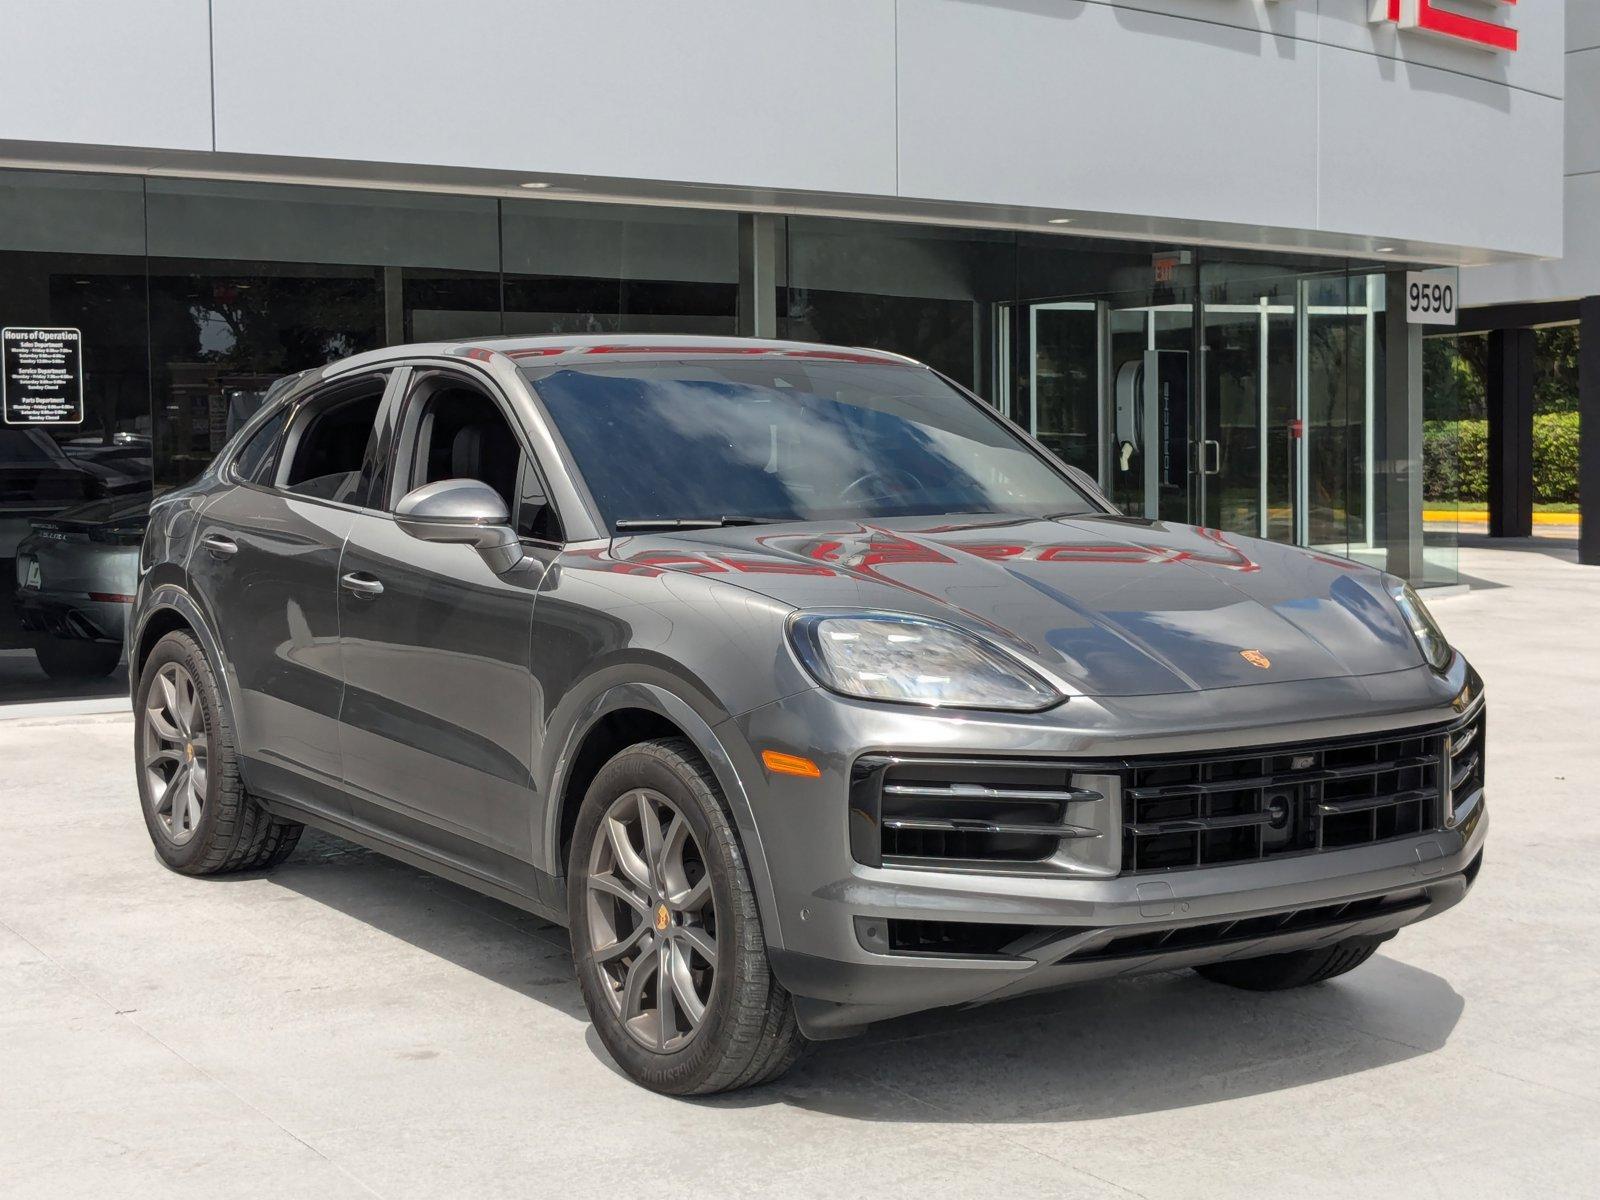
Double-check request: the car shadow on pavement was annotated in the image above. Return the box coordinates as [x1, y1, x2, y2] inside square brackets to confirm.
[270, 831, 1464, 1123]
[733, 953, 1464, 1122]
[265, 831, 589, 1023]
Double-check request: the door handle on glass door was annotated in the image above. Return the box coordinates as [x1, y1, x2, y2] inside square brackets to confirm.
[202, 535, 238, 558]
[1202, 440, 1222, 475]
[340, 572, 384, 598]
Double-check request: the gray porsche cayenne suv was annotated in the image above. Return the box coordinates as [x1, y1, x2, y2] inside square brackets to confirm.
[130, 335, 1486, 1094]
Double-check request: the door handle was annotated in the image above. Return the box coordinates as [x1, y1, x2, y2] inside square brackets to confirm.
[340, 572, 385, 598]
[1201, 439, 1222, 476]
[202, 534, 239, 558]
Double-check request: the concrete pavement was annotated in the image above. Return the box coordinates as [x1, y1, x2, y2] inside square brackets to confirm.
[2, 541, 1597, 1199]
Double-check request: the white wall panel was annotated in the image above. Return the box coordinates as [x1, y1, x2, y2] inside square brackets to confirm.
[1466, 171, 1600, 304]
[1050, 0, 1315, 38]
[1569, 0, 1600, 52]
[0, 0, 1568, 263]
[895, 0, 1320, 229]
[0, 0, 212, 151]
[1566, 47, 1600, 177]
[1317, 42, 1563, 259]
[210, 0, 898, 196]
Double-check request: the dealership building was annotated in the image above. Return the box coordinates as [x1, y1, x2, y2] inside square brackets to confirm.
[0, 0, 1567, 702]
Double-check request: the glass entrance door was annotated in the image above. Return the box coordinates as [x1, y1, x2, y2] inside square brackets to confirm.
[1106, 304, 1194, 523]
[1003, 256, 1200, 525]
[1196, 260, 1381, 556]
[1202, 294, 1296, 541]
[1026, 302, 1101, 478]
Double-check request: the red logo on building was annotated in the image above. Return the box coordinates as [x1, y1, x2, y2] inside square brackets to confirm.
[1372, 1, 1518, 53]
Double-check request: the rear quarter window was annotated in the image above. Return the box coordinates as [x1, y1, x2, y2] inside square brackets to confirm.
[232, 408, 289, 483]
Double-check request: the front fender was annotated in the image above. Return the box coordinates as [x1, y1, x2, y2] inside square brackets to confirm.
[541, 680, 787, 953]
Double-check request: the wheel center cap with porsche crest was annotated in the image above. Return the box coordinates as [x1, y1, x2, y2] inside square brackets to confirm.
[1240, 649, 1271, 670]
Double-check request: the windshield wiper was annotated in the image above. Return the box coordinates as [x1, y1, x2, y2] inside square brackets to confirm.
[613, 516, 786, 532]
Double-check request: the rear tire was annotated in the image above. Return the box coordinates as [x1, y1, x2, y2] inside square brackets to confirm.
[134, 630, 302, 876]
[1193, 935, 1384, 991]
[568, 737, 804, 1095]
[36, 638, 121, 680]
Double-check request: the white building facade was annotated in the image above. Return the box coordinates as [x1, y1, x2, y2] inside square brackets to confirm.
[0, 0, 1569, 699]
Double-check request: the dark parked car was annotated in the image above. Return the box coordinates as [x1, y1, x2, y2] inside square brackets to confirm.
[128, 336, 1486, 1094]
[14, 491, 148, 678]
[2, 428, 132, 560]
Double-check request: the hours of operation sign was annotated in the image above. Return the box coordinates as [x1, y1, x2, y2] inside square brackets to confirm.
[3, 327, 85, 426]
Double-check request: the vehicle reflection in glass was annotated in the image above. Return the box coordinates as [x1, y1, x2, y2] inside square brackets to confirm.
[13, 492, 149, 680]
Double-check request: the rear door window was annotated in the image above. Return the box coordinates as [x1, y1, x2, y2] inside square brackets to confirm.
[277, 375, 389, 506]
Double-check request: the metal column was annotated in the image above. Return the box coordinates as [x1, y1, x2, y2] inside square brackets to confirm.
[1579, 297, 1600, 565]
[737, 214, 778, 339]
[1382, 273, 1426, 582]
[1486, 327, 1536, 539]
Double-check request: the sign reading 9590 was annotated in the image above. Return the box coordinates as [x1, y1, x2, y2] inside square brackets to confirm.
[1405, 272, 1457, 328]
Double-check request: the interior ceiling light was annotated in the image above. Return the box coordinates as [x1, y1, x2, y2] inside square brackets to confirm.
[519, 181, 551, 190]
[1376, 246, 1398, 253]
[1047, 217, 1074, 225]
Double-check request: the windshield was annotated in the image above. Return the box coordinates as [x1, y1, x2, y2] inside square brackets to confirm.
[522, 356, 1096, 530]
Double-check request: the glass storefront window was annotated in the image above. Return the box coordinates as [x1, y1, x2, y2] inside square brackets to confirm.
[145, 180, 503, 487]
[501, 202, 737, 336]
[780, 218, 1014, 393]
[1421, 331, 1482, 586]
[0, 166, 1447, 705]
[1, 171, 150, 698]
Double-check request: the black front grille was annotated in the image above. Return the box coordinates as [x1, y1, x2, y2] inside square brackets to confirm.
[851, 710, 1480, 876]
[849, 755, 1106, 868]
[1121, 727, 1445, 873]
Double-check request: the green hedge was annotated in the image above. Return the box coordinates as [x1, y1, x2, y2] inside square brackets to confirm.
[1423, 412, 1580, 504]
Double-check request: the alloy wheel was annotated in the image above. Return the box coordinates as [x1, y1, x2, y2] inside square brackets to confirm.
[585, 788, 718, 1052]
[142, 662, 208, 846]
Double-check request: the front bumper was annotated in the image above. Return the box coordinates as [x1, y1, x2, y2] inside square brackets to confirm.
[728, 660, 1487, 1039]
[772, 822, 1484, 1038]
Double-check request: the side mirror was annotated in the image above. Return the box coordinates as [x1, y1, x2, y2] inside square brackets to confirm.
[395, 478, 524, 574]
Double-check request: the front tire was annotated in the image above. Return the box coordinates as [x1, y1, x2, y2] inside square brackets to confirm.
[1193, 935, 1384, 991]
[568, 737, 803, 1095]
[134, 630, 302, 875]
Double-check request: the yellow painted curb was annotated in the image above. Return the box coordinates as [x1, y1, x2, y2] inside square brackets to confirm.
[1423, 510, 1581, 527]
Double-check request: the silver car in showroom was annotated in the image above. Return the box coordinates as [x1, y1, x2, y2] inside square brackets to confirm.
[127, 335, 1486, 1095]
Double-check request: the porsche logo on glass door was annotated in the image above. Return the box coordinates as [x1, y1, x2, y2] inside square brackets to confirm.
[1370, 0, 1518, 53]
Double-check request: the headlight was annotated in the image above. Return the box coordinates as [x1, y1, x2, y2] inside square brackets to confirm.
[1386, 578, 1452, 671]
[788, 612, 1063, 711]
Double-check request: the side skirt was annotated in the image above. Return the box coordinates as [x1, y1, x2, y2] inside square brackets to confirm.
[264, 796, 568, 927]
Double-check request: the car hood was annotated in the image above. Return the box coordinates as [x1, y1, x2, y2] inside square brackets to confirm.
[606, 514, 1424, 697]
